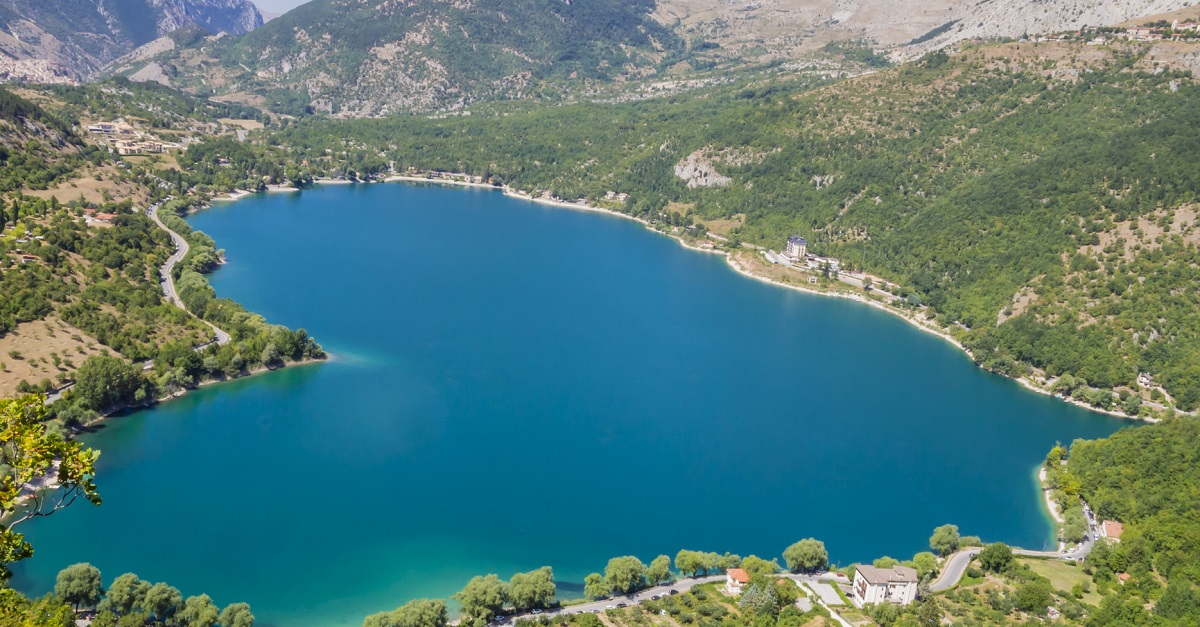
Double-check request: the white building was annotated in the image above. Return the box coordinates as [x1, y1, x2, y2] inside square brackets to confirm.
[725, 568, 750, 596]
[785, 235, 807, 260]
[852, 565, 918, 607]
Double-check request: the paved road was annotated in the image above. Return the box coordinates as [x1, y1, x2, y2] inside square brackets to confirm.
[491, 573, 850, 625]
[147, 202, 231, 346]
[931, 521, 1099, 592]
[930, 549, 982, 592]
[492, 576, 724, 623]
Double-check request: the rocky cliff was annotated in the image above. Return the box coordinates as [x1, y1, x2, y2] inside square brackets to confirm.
[0, 0, 263, 82]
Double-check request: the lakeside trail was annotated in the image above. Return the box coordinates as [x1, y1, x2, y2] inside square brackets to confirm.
[375, 175, 1153, 423]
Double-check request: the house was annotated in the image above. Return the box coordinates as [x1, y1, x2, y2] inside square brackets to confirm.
[1101, 520, 1124, 542]
[1118, 573, 1131, 585]
[809, 256, 840, 272]
[852, 565, 918, 607]
[725, 568, 751, 596]
[1128, 27, 1163, 41]
[785, 235, 807, 260]
[94, 213, 118, 223]
[18, 254, 37, 264]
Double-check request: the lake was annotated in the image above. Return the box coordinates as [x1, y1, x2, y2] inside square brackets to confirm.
[15, 183, 1124, 626]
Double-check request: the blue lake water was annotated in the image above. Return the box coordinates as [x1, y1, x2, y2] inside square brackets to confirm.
[16, 183, 1124, 626]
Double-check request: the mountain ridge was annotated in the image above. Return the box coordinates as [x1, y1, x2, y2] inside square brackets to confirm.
[106, 0, 1197, 117]
[0, 0, 264, 82]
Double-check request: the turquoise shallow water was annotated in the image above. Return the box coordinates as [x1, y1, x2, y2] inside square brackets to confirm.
[16, 183, 1123, 626]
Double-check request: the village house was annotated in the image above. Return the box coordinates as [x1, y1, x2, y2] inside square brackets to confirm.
[1128, 27, 1164, 41]
[93, 213, 118, 223]
[785, 235, 807, 260]
[1100, 520, 1124, 542]
[852, 565, 918, 607]
[725, 568, 751, 596]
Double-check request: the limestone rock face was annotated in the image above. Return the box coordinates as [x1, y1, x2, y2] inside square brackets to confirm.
[0, 0, 263, 81]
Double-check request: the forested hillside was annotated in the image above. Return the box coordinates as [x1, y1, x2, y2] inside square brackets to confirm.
[0, 83, 322, 412]
[120, 0, 686, 116]
[1051, 419, 1200, 624]
[265, 39, 1200, 412]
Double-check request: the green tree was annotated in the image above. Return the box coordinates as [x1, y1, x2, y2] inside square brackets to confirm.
[101, 573, 149, 615]
[72, 355, 143, 411]
[739, 583, 779, 618]
[54, 562, 102, 610]
[219, 602, 255, 627]
[508, 566, 555, 612]
[181, 594, 220, 627]
[1013, 579, 1052, 613]
[916, 598, 942, 626]
[869, 601, 902, 626]
[604, 556, 647, 594]
[740, 555, 780, 578]
[260, 343, 280, 366]
[929, 524, 960, 556]
[873, 556, 899, 569]
[783, 539, 828, 573]
[140, 583, 182, 623]
[646, 555, 674, 585]
[0, 589, 75, 626]
[675, 550, 703, 577]
[0, 395, 101, 579]
[453, 574, 508, 620]
[583, 573, 609, 600]
[1156, 579, 1200, 620]
[362, 599, 446, 627]
[978, 543, 1013, 573]
[717, 552, 741, 570]
[910, 552, 939, 579]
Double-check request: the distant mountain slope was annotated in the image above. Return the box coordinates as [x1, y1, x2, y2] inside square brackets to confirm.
[653, 0, 1193, 63]
[0, 0, 263, 82]
[118, 0, 683, 116]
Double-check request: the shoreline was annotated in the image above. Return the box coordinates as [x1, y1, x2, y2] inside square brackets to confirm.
[215, 175, 1154, 424]
[1037, 467, 1067, 552]
[80, 356, 328, 428]
[490, 183, 1150, 423]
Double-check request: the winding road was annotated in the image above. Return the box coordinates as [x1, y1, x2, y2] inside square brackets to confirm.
[929, 549, 982, 592]
[930, 531, 1098, 592]
[147, 202, 231, 347]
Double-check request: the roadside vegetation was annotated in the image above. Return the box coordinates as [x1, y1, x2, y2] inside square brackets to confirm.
[2, 561, 256, 627]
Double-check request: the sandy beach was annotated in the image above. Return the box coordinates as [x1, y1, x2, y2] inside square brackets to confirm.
[212, 189, 254, 202]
